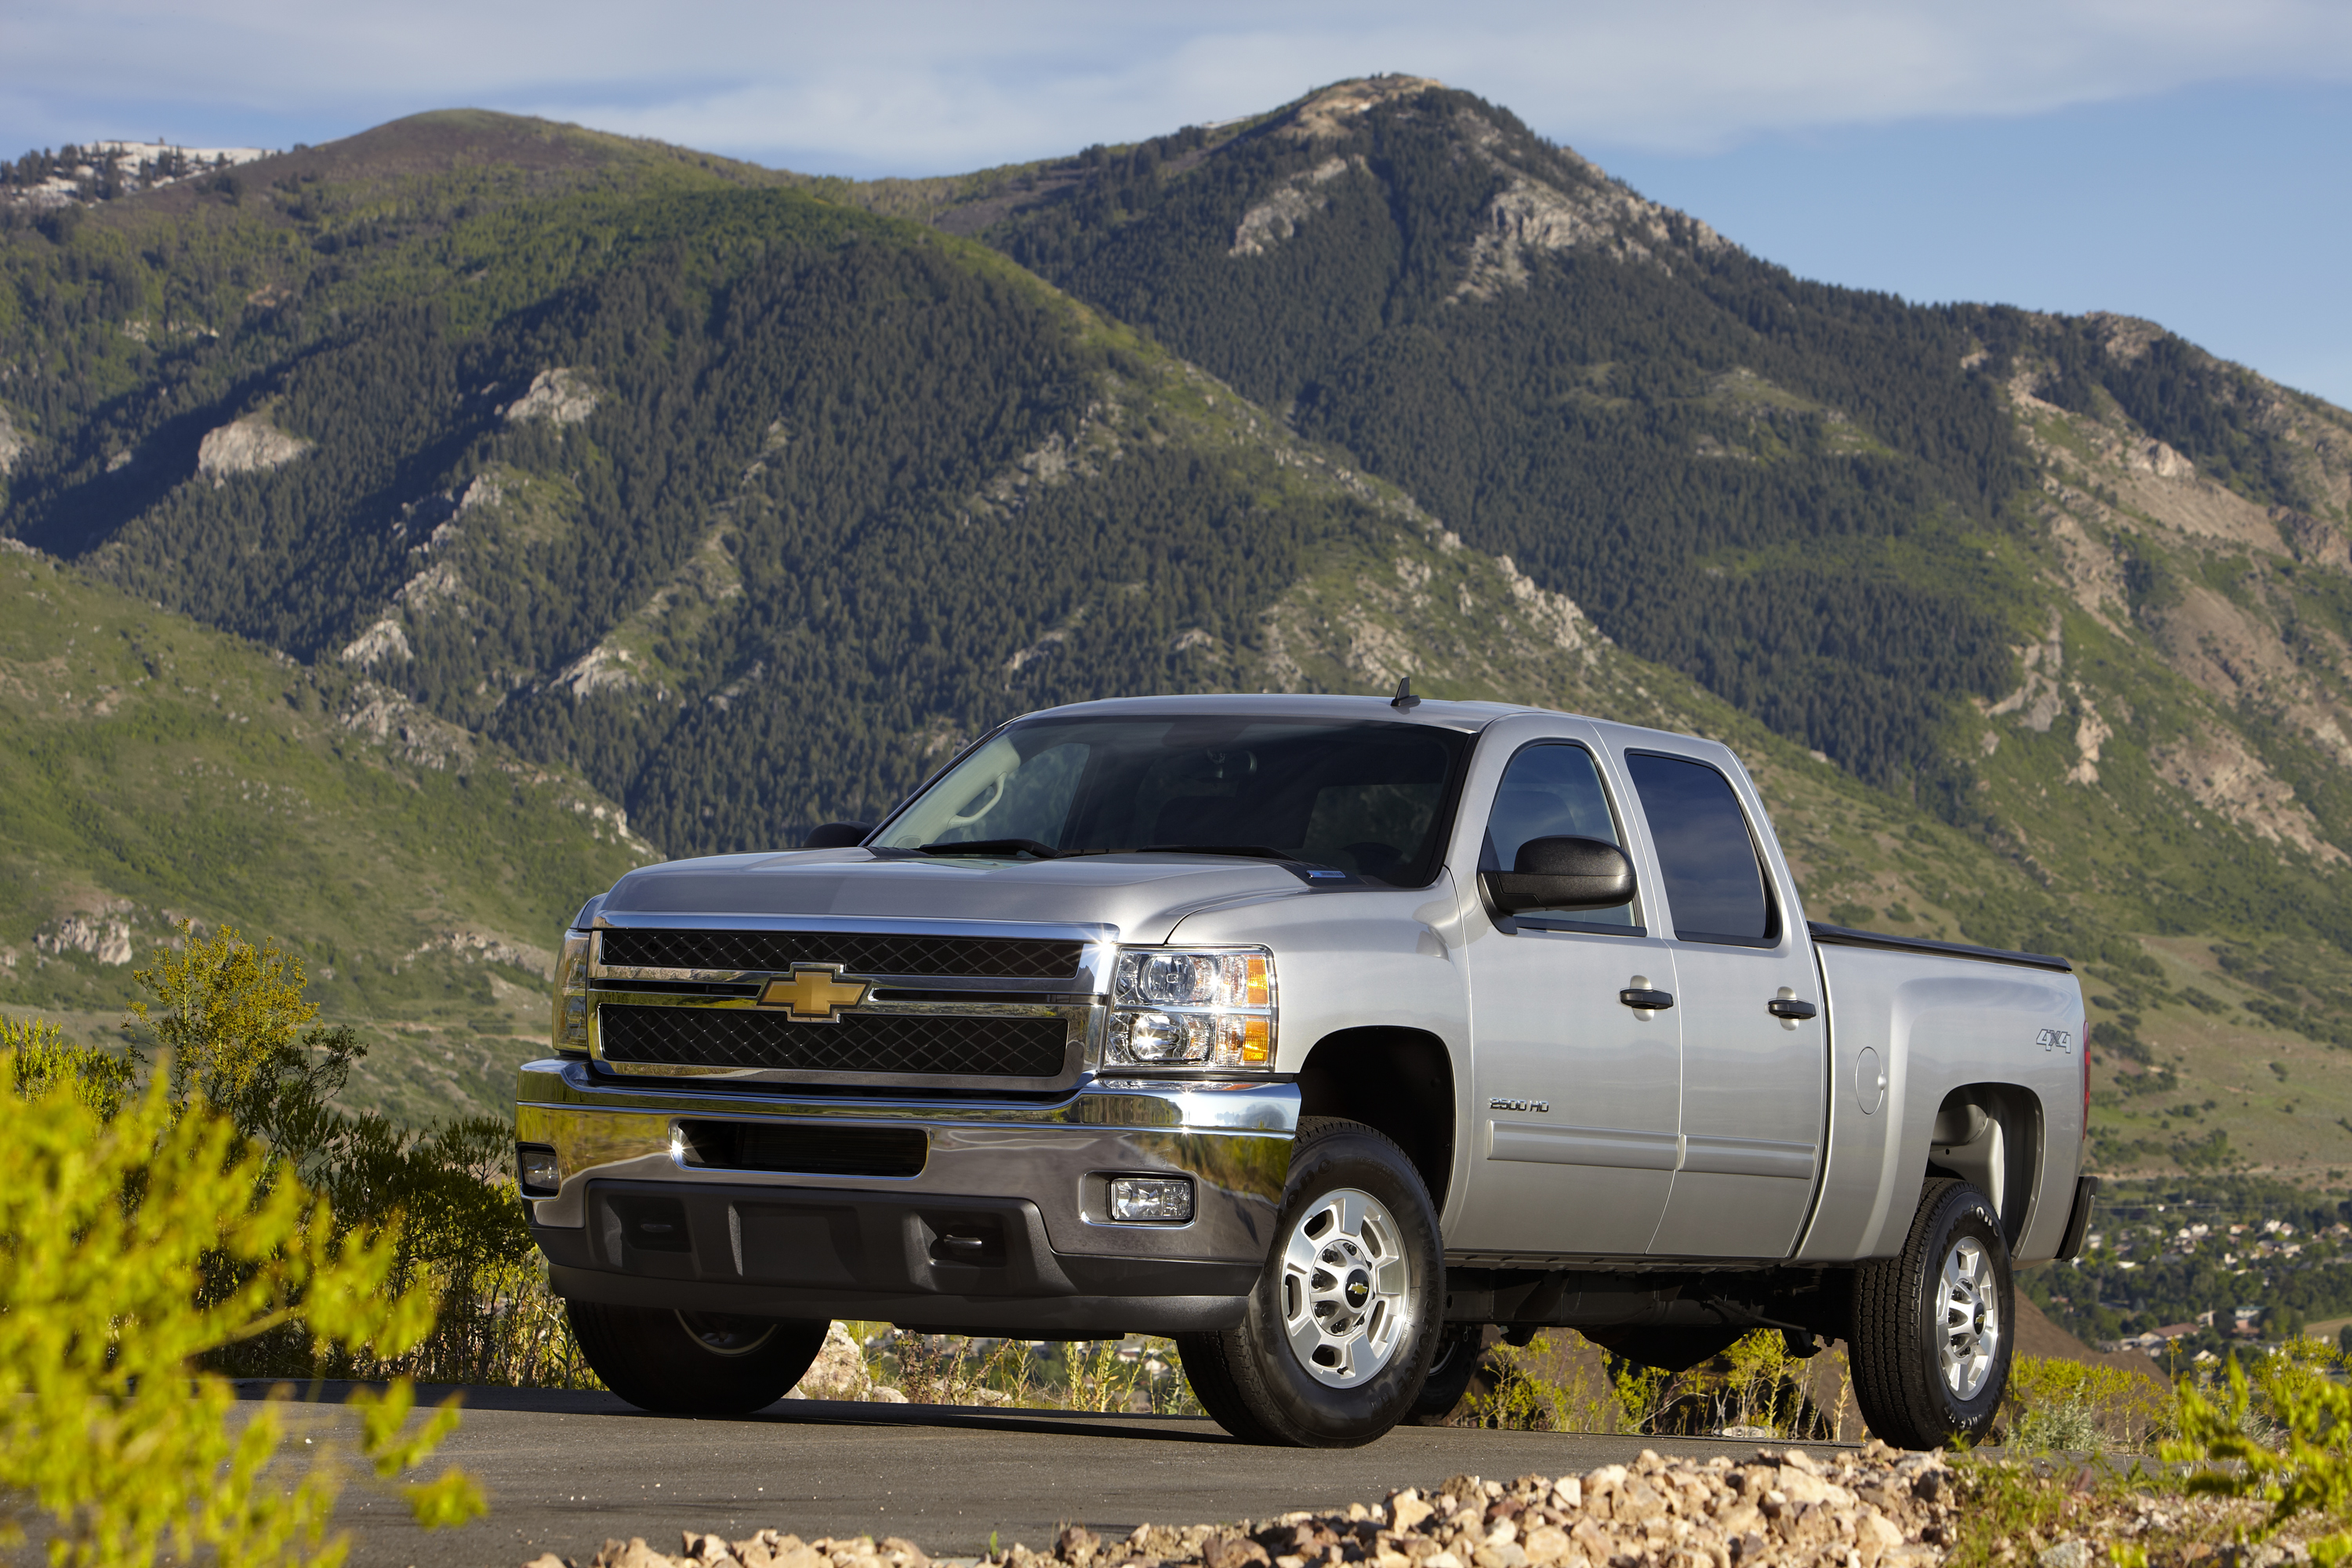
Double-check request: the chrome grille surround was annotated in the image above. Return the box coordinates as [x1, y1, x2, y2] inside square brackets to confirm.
[598, 927, 1084, 982]
[587, 915, 1113, 1094]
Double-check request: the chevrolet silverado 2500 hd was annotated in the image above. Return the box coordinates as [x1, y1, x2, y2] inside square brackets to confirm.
[516, 693, 2094, 1447]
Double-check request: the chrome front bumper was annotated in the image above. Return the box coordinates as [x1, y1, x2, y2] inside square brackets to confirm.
[514, 1058, 1297, 1335]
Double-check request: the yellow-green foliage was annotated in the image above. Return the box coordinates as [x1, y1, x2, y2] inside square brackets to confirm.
[1465, 1330, 1847, 1437]
[1, 1014, 132, 1118]
[114, 924, 596, 1391]
[2003, 1355, 2169, 1452]
[132, 920, 359, 1167]
[2165, 1341, 2352, 1563]
[1463, 1333, 1633, 1432]
[1058, 1338, 1145, 1414]
[0, 1058, 485, 1566]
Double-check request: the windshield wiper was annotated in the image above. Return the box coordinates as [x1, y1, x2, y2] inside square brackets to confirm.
[916, 838, 1063, 860]
[1141, 844, 1301, 862]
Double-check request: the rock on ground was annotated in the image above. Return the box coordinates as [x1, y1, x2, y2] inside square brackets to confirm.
[516, 1443, 2309, 1568]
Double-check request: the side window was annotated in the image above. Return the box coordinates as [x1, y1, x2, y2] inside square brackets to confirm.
[1623, 752, 1777, 946]
[1480, 742, 1637, 929]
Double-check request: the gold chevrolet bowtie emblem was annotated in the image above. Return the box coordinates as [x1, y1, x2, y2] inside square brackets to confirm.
[760, 964, 871, 1022]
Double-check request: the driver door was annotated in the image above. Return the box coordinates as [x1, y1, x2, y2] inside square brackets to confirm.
[1451, 732, 1682, 1258]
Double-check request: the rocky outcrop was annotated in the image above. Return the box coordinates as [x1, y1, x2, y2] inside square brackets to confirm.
[341, 618, 412, 666]
[1229, 157, 1358, 257]
[785, 1322, 880, 1401]
[1279, 75, 1447, 142]
[552, 643, 641, 699]
[2154, 728, 2349, 865]
[504, 368, 599, 425]
[35, 914, 132, 966]
[195, 416, 310, 485]
[336, 681, 477, 770]
[0, 405, 26, 476]
[405, 929, 556, 979]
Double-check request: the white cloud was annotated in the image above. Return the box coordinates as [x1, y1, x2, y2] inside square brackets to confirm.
[7, 0, 2351, 171]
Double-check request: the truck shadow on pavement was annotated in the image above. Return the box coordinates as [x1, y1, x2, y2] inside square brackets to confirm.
[234, 1381, 1240, 1443]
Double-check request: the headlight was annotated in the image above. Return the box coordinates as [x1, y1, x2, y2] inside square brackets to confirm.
[550, 929, 591, 1054]
[1107, 947, 1275, 1070]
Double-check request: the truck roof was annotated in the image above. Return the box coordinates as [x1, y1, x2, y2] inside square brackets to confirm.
[1014, 695, 1736, 765]
[1018, 692, 1548, 731]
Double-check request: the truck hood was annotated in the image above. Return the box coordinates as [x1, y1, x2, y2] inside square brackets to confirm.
[595, 849, 1317, 943]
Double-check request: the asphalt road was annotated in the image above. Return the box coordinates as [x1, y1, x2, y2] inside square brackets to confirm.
[243, 1383, 1856, 1568]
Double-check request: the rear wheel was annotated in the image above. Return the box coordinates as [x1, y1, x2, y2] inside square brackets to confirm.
[567, 1300, 828, 1415]
[1401, 1323, 1487, 1426]
[1849, 1178, 2013, 1449]
[1177, 1116, 1444, 1446]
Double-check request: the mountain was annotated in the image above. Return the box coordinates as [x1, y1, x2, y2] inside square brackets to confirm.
[869, 75, 2352, 1173]
[8, 89, 2352, 1199]
[0, 539, 657, 1124]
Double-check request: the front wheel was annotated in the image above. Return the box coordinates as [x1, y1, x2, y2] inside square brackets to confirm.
[1848, 1178, 2014, 1448]
[1177, 1116, 1445, 1446]
[567, 1300, 829, 1415]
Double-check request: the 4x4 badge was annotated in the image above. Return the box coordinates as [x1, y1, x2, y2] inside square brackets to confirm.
[760, 964, 871, 1022]
[2037, 1028, 2074, 1053]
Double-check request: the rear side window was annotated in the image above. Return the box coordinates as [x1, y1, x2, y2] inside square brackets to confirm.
[1624, 752, 1777, 946]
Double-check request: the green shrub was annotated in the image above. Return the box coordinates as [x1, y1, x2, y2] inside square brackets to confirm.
[2164, 1341, 2352, 1563]
[0, 1053, 484, 1566]
[2002, 1355, 2169, 1453]
[1461, 1332, 1640, 1433]
[0, 1014, 132, 1116]
[122, 923, 597, 1390]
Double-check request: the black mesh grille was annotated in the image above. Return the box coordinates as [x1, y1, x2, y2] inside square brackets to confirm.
[599, 928, 1082, 980]
[598, 1005, 1071, 1078]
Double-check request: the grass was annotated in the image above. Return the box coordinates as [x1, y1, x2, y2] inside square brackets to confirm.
[0, 549, 654, 1120]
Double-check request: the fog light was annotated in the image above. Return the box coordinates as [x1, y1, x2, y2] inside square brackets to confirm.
[1109, 1176, 1193, 1222]
[517, 1143, 561, 1197]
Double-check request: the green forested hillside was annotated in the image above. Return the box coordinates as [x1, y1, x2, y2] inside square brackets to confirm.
[953, 80, 2027, 805]
[0, 118, 1428, 855]
[0, 542, 655, 1123]
[9, 89, 2352, 1203]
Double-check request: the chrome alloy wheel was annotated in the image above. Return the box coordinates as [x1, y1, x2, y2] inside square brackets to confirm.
[1936, 1234, 2001, 1400]
[676, 1311, 779, 1357]
[1279, 1185, 1414, 1388]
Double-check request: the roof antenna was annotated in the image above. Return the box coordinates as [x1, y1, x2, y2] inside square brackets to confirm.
[1391, 676, 1421, 711]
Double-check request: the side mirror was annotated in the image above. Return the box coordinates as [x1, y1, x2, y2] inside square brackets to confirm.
[802, 821, 874, 849]
[1481, 836, 1636, 916]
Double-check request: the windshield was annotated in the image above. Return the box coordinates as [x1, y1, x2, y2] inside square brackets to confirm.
[873, 715, 1472, 886]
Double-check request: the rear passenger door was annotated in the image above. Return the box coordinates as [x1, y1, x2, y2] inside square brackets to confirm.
[1616, 746, 1826, 1260]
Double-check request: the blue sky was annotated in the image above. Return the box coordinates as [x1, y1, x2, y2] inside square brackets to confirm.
[9, 1, 2350, 404]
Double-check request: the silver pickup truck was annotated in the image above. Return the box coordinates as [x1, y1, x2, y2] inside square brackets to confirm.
[516, 693, 2095, 1448]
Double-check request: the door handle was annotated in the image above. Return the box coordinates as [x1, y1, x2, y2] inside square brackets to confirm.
[1768, 998, 1817, 1020]
[1619, 988, 1674, 1011]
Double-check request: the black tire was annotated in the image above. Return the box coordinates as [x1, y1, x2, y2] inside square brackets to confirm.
[568, 1300, 829, 1415]
[1849, 1178, 2014, 1449]
[1401, 1323, 1487, 1426]
[1176, 1116, 1445, 1446]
